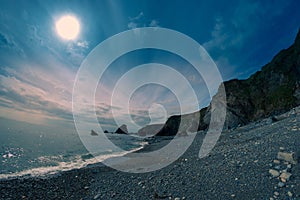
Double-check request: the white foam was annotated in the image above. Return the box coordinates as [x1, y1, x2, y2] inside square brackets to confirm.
[2, 152, 15, 159]
[0, 143, 146, 180]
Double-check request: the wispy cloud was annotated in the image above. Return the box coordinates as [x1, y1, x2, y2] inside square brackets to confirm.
[0, 33, 12, 47]
[149, 20, 159, 27]
[203, 1, 290, 80]
[128, 12, 160, 30]
[0, 64, 75, 125]
[0, 32, 25, 57]
[127, 22, 138, 29]
[65, 40, 90, 66]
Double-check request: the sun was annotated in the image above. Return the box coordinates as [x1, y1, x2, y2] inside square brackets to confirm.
[55, 15, 80, 40]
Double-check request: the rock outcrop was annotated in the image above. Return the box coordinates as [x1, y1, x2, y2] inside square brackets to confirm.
[137, 124, 164, 136]
[91, 130, 98, 136]
[115, 124, 128, 134]
[156, 109, 205, 136]
[155, 29, 300, 136]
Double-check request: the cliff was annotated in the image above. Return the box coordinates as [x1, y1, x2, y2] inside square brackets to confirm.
[156, 29, 300, 136]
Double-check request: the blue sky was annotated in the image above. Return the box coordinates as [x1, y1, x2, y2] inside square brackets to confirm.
[0, 0, 299, 132]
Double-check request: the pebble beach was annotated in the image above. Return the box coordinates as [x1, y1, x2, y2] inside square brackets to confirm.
[0, 109, 299, 200]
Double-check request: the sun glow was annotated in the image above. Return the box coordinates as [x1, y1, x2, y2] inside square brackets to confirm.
[55, 15, 80, 40]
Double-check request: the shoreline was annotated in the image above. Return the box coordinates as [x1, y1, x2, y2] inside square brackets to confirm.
[0, 134, 168, 181]
[1, 112, 300, 199]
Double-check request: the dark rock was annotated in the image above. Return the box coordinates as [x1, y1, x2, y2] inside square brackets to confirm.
[137, 124, 164, 136]
[156, 110, 202, 136]
[104, 130, 109, 133]
[90, 130, 98, 136]
[115, 124, 128, 134]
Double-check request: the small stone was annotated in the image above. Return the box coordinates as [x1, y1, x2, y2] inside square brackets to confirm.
[278, 182, 285, 188]
[273, 160, 280, 164]
[94, 194, 101, 199]
[274, 166, 280, 170]
[274, 191, 279, 196]
[269, 198, 274, 200]
[281, 178, 287, 183]
[280, 172, 292, 181]
[254, 160, 259, 163]
[277, 152, 297, 164]
[231, 194, 235, 198]
[174, 198, 180, 200]
[279, 147, 285, 151]
[269, 169, 280, 177]
[287, 191, 293, 197]
[138, 181, 144, 185]
[84, 186, 89, 190]
[287, 164, 292, 169]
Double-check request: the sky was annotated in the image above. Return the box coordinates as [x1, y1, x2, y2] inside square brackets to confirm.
[0, 0, 299, 132]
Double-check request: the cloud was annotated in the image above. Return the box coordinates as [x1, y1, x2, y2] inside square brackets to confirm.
[0, 65, 75, 125]
[0, 32, 25, 57]
[76, 41, 89, 49]
[128, 12, 160, 29]
[204, 1, 273, 53]
[0, 33, 11, 47]
[203, 16, 244, 52]
[129, 12, 144, 21]
[127, 22, 138, 29]
[65, 41, 90, 66]
[202, 1, 291, 81]
[149, 20, 159, 27]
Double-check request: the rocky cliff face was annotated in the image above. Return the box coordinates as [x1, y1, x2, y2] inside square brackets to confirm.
[156, 108, 206, 136]
[156, 29, 300, 136]
[137, 124, 164, 136]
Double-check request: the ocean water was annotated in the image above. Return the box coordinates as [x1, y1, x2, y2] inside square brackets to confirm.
[0, 118, 145, 179]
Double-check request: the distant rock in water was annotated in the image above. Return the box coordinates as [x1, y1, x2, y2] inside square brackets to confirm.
[155, 28, 300, 136]
[104, 130, 109, 133]
[91, 130, 98, 136]
[137, 124, 164, 136]
[115, 124, 128, 134]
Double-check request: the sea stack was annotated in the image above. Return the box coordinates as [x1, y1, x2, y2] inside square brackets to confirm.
[115, 124, 128, 134]
[91, 130, 98, 136]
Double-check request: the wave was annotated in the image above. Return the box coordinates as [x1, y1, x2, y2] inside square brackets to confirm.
[0, 142, 147, 180]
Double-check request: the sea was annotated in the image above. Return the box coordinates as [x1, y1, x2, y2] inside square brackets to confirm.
[0, 118, 146, 179]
